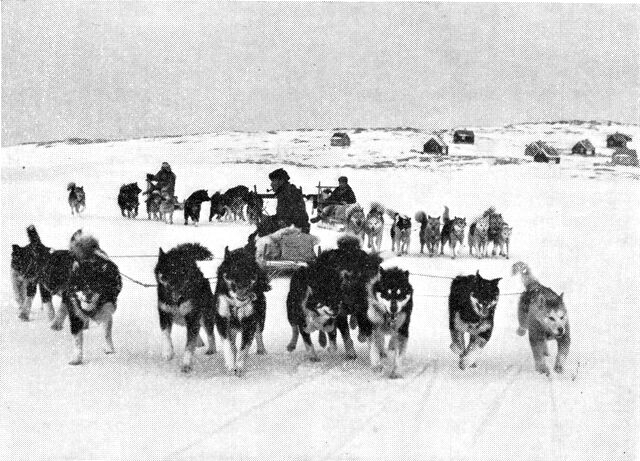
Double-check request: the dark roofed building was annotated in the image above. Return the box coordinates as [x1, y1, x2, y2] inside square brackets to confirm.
[423, 136, 448, 155]
[606, 132, 632, 148]
[330, 132, 351, 147]
[525, 141, 560, 163]
[571, 139, 596, 156]
[453, 130, 475, 144]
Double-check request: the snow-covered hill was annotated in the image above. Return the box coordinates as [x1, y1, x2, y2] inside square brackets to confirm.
[1, 121, 638, 460]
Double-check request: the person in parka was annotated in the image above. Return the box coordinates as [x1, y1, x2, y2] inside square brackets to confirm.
[148, 162, 176, 196]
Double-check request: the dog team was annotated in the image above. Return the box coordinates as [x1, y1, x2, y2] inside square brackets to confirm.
[12, 223, 569, 378]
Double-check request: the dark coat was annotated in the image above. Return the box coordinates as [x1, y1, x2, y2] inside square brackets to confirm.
[275, 182, 309, 232]
[152, 168, 176, 196]
[327, 185, 356, 205]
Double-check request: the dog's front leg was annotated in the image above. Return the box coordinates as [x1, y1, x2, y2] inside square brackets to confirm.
[337, 315, 357, 359]
[51, 295, 70, 331]
[369, 330, 384, 371]
[554, 324, 571, 373]
[222, 327, 238, 373]
[459, 336, 487, 370]
[101, 306, 115, 354]
[158, 308, 174, 361]
[449, 329, 465, 356]
[389, 334, 408, 379]
[529, 333, 550, 376]
[286, 325, 299, 352]
[182, 312, 201, 373]
[68, 309, 86, 365]
[300, 330, 319, 361]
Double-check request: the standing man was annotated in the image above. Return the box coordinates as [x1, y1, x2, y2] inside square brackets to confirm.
[148, 162, 176, 196]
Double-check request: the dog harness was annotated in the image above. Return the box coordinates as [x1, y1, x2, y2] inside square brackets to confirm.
[218, 293, 257, 320]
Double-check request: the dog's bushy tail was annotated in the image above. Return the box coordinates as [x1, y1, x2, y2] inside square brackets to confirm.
[512, 261, 537, 287]
[174, 243, 213, 262]
[67, 182, 76, 191]
[414, 211, 427, 224]
[26, 225, 43, 246]
[369, 201, 385, 215]
[337, 234, 361, 252]
[69, 229, 102, 260]
[442, 205, 450, 223]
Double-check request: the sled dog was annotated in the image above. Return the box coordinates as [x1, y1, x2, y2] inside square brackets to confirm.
[155, 243, 217, 373]
[449, 271, 501, 369]
[512, 262, 570, 376]
[67, 182, 86, 215]
[415, 211, 440, 256]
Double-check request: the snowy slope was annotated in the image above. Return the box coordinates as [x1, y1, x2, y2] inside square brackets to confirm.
[1, 121, 639, 460]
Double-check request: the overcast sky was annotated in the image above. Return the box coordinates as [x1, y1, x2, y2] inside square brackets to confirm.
[2, 1, 639, 146]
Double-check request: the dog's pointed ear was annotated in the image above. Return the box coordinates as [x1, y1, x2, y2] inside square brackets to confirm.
[436, 216, 440, 220]
[12, 244, 20, 252]
[559, 292, 564, 300]
[72, 261, 80, 271]
[405, 270, 410, 278]
[492, 277, 502, 284]
[224, 246, 230, 258]
[158, 247, 164, 256]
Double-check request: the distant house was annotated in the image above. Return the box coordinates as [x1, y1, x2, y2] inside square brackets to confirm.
[525, 141, 560, 163]
[571, 139, 596, 156]
[606, 132, 632, 148]
[423, 137, 448, 155]
[330, 132, 350, 147]
[453, 130, 475, 144]
[611, 147, 638, 166]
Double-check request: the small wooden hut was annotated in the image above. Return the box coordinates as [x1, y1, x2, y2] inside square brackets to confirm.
[423, 137, 448, 155]
[571, 139, 596, 156]
[606, 132, 632, 148]
[453, 130, 475, 144]
[525, 141, 560, 163]
[330, 132, 350, 147]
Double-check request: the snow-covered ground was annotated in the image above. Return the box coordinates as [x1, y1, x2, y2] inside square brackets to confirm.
[1, 121, 639, 460]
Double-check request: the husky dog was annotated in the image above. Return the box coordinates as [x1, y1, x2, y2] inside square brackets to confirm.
[361, 267, 413, 378]
[344, 203, 366, 242]
[183, 189, 210, 226]
[117, 183, 142, 218]
[209, 185, 250, 221]
[441, 206, 466, 259]
[449, 271, 501, 369]
[67, 183, 86, 215]
[512, 262, 570, 376]
[155, 243, 217, 373]
[415, 211, 440, 256]
[214, 246, 270, 375]
[286, 257, 344, 361]
[11, 226, 54, 321]
[288, 235, 382, 360]
[246, 191, 264, 225]
[143, 179, 163, 220]
[468, 215, 490, 258]
[63, 231, 122, 365]
[390, 213, 411, 255]
[493, 224, 512, 259]
[364, 202, 385, 253]
[159, 191, 178, 224]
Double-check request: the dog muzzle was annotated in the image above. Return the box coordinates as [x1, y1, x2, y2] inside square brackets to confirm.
[470, 295, 496, 318]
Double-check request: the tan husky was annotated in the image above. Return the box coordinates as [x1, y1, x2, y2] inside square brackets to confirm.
[512, 262, 570, 376]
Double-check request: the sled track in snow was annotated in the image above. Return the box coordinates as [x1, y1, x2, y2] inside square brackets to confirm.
[470, 364, 523, 448]
[163, 357, 343, 460]
[318, 359, 440, 461]
[548, 376, 566, 461]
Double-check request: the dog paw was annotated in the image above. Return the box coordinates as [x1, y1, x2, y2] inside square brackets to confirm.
[233, 368, 244, 377]
[345, 351, 357, 360]
[286, 343, 296, 352]
[308, 354, 321, 363]
[554, 363, 564, 374]
[371, 364, 384, 373]
[536, 364, 551, 376]
[516, 327, 527, 336]
[104, 347, 115, 355]
[181, 364, 193, 373]
[459, 356, 476, 370]
[18, 312, 29, 322]
[162, 351, 174, 361]
[389, 371, 403, 380]
[204, 348, 217, 355]
[357, 332, 367, 343]
[450, 343, 464, 356]
[47, 310, 56, 322]
[51, 321, 64, 331]
[69, 358, 83, 366]
[256, 347, 267, 355]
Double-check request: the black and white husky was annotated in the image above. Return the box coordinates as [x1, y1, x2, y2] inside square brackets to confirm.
[214, 246, 270, 376]
[62, 230, 122, 365]
[361, 267, 414, 378]
[449, 271, 501, 369]
[155, 243, 217, 373]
